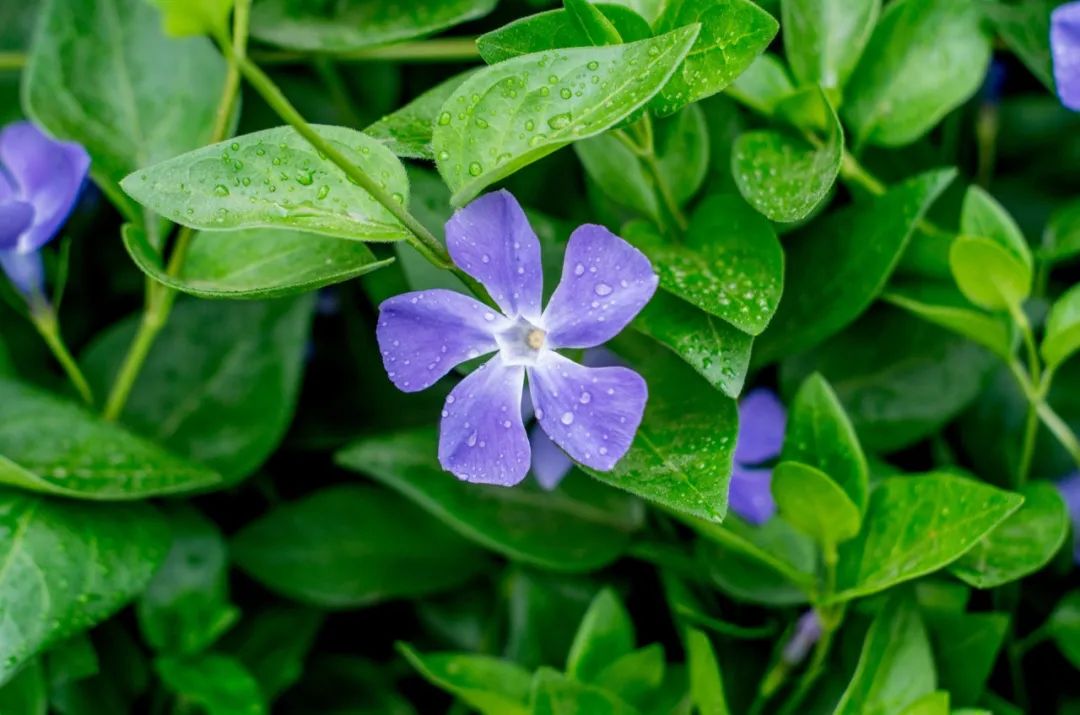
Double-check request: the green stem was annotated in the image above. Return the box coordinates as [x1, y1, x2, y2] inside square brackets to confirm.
[1037, 401, 1080, 468]
[623, 115, 687, 232]
[1017, 402, 1038, 487]
[776, 622, 836, 715]
[29, 302, 94, 405]
[0, 52, 23, 71]
[251, 37, 481, 65]
[839, 150, 887, 196]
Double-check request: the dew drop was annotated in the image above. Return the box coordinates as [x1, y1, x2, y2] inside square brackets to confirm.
[213, 184, 230, 197]
[316, 185, 330, 200]
[594, 282, 613, 296]
[580, 392, 591, 404]
[438, 111, 452, 126]
[574, 263, 585, 276]
[468, 161, 483, 176]
[467, 431, 478, 447]
[561, 412, 574, 425]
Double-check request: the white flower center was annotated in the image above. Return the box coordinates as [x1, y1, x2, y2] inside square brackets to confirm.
[495, 317, 547, 366]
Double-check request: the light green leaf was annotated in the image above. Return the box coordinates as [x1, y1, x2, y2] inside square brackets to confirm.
[567, 589, 635, 681]
[884, 282, 1015, 359]
[0, 490, 170, 686]
[1049, 591, 1080, 670]
[232, 485, 485, 609]
[122, 224, 393, 300]
[25, 0, 226, 229]
[434, 27, 699, 206]
[842, 0, 991, 147]
[530, 667, 640, 715]
[566, 0, 625, 45]
[0, 378, 220, 499]
[960, 186, 1033, 269]
[781, 0, 880, 92]
[652, 0, 779, 116]
[685, 629, 730, 715]
[121, 126, 411, 242]
[949, 482, 1069, 589]
[150, 0, 233, 37]
[832, 472, 1023, 602]
[366, 70, 478, 160]
[772, 461, 861, 547]
[732, 87, 843, 222]
[156, 655, 265, 715]
[398, 644, 531, 715]
[633, 291, 753, 399]
[1041, 196, 1080, 265]
[727, 53, 796, 116]
[835, 595, 936, 715]
[335, 428, 643, 572]
[628, 195, 783, 335]
[250, 0, 498, 51]
[755, 168, 955, 363]
[900, 692, 950, 715]
[925, 610, 1008, 706]
[82, 296, 313, 483]
[476, 5, 653, 64]
[949, 236, 1032, 312]
[1042, 284, 1080, 369]
[782, 373, 868, 512]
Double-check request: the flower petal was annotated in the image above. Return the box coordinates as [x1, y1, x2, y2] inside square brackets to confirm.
[0, 201, 35, 252]
[1058, 471, 1080, 563]
[438, 357, 530, 486]
[736, 388, 786, 465]
[528, 351, 647, 471]
[542, 224, 658, 348]
[1053, 2, 1080, 111]
[530, 424, 574, 490]
[445, 190, 543, 320]
[0, 250, 44, 295]
[728, 465, 776, 525]
[0, 122, 90, 253]
[377, 289, 502, 393]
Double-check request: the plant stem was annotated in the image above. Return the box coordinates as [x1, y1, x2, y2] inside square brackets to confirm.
[0, 52, 23, 71]
[634, 114, 688, 232]
[1037, 401, 1080, 467]
[251, 38, 481, 65]
[839, 150, 887, 196]
[1017, 403, 1038, 487]
[29, 302, 94, 405]
[1009, 304, 1044, 485]
[776, 622, 835, 715]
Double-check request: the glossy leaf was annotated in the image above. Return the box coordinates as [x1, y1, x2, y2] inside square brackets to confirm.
[122, 224, 393, 300]
[156, 655, 266, 715]
[949, 236, 1032, 312]
[950, 482, 1068, 589]
[0, 490, 169, 686]
[530, 667, 639, 715]
[842, 0, 992, 146]
[884, 282, 1015, 359]
[335, 428, 643, 572]
[476, 5, 653, 64]
[651, 0, 779, 116]
[832, 473, 1023, 602]
[628, 195, 783, 336]
[1042, 284, 1080, 369]
[0, 378, 220, 499]
[82, 296, 314, 482]
[231, 485, 486, 608]
[250, 0, 498, 51]
[366, 70, 478, 160]
[566, 0, 624, 45]
[567, 589, 635, 681]
[727, 54, 796, 116]
[781, 0, 880, 92]
[398, 644, 531, 715]
[755, 168, 955, 363]
[772, 461, 861, 547]
[960, 186, 1032, 269]
[434, 27, 699, 206]
[121, 126, 412, 242]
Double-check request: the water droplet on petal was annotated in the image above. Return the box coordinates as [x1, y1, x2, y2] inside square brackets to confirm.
[574, 263, 585, 276]
[594, 283, 613, 296]
[561, 412, 574, 425]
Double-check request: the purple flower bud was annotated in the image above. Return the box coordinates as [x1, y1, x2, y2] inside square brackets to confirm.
[781, 610, 822, 665]
[729, 389, 786, 524]
[1052, 1, 1080, 111]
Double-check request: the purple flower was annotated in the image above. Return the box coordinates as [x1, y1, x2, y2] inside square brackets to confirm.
[781, 611, 822, 665]
[0, 122, 90, 296]
[1053, 1, 1080, 111]
[729, 389, 786, 525]
[1057, 471, 1080, 563]
[376, 190, 658, 486]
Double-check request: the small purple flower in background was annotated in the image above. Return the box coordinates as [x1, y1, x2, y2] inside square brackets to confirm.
[729, 389, 786, 525]
[1053, 1, 1080, 111]
[377, 190, 658, 486]
[781, 610, 822, 665]
[0, 121, 90, 296]
[1057, 471, 1080, 563]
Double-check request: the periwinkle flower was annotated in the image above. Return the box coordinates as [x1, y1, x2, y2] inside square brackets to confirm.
[1057, 471, 1080, 563]
[377, 190, 658, 486]
[0, 122, 90, 296]
[1053, 1, 1080, 111]
[729, 389, 786, 525]
[781, 610, 822, 666]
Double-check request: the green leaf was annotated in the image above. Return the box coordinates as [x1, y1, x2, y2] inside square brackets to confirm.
[529, 667, 640, 715]
[0, 378, 220, 499]
[1049, 591, 1080, 670]
[0, 660, 46, 715]
[834, 595, 936, 715]
[925, 610, 1008, 706]
[567, 589, 635, 681]
[884, 282, 1015, 359]
[726, 54, 796, 116]
[398, 644, 531, 715]
[1041, 196, 1080, 265]
[434, 27, 699, 206]
[899, 692, 950, 715]
[782, 373, 868, 512]
[574, 135, 661, 225]
[984, 0, 1059, 90]
[772, 461, 861, 547]
[842, 0, 991, 147]
[656, 102, 711, 204]
[366, 70, 478, 161]
[593, 645, 665, 707]
[250, 0, 498, 51]
[231, 485, 486, 608]
[628, 195, 783, 335]
[0, 490, 169, 686]
[46, 635, 99, 688]
[755, 168, 955, 363]
[949, 236, 1032, 312]
[633, 291, 753, 399]
[960, 186, 1033, 269]
[476, 5, 653, 64]
[832, 472, 1023, 602]
[137, 506, 239, 656]
[565, 0, 624, 44]
[732, 88, 843, 222]
[780, 0, 880, 92]
[25, 0, 226, 229]
[651, 0, 779, 116]
[335, 428, 642, 572]
[122, 224, 393, 300]
[1042, 284, 1080, 369]
[150, 0, 233, 37]
[155, 655, 266, 715]
[588, 336, 739, 522]
[121, 126, 412, 242]
[685, 629, 731, 715]
[949, 482, 1068, 589]
[220, 608, 324, 703]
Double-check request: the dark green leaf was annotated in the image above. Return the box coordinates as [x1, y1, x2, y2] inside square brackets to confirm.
[593, 645, 665, 707]
[1049, 591, 1080, 670]
[155, 654, 266, 715]
[1042, 284, 1080, 369]
[884, 282, 1015, 359]
[366, 70, 478, 160]
[925, 610, 1008, 706]
[220, 608, 324, 703]
[231, 485, 486, 608]
[780, 0, 880, 92]
[567, 589, 635, 681]
[0, 660, 46, 715]
[657, 104, 711, 203]
[476, 5, 653, 64]
[45, 635, 99, 689]
[335, 428, 642, 572]
[529, 667, 639, 715]
[398, 644, 531, 715]
[772, 461, 861, 547]
[504, 570, 598, 671]
[985, 0, 1059, 89]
